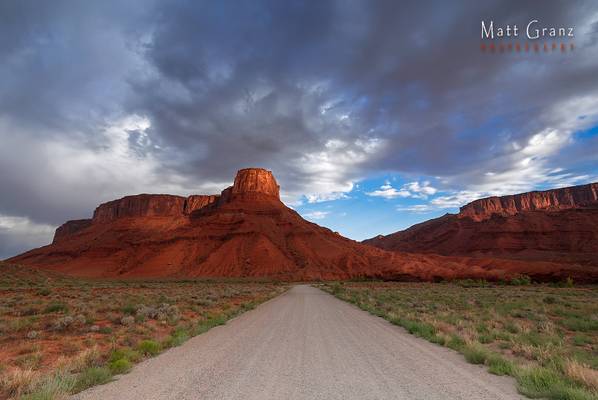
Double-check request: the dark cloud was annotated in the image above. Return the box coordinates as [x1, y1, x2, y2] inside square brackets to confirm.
[1, 0, 598, 257]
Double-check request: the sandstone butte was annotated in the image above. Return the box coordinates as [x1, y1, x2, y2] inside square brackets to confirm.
[7, 169, 597, 282]
[364, 183, 598, 275]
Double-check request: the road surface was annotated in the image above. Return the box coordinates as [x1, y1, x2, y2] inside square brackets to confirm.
[73, 285, 521, 400]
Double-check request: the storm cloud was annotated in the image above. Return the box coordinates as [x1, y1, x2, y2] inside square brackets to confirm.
[1, 0, 598, 257]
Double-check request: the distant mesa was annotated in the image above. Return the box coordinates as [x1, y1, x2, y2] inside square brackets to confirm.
[55, 167, 280, 240]
[459, 183, 598, 221]
[364, 182, 598, 269]
[7, 169, 598, 282]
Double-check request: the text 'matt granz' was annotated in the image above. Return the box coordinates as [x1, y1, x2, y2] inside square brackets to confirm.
[481, 20, 574, 40]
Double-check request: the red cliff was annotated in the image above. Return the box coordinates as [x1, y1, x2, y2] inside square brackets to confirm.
[231, 168, 280, 198]
[8, 170, 596, 282]
[364, 182, 598, 274]
[92, 194, 187, 223]
[53, 219, 92, 244]
[459, 183, 598, 221]
[184, 195, 219, 214]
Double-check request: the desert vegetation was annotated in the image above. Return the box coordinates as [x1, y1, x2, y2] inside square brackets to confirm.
[321, 280, 598, 400]
[0, 263, 286, 399]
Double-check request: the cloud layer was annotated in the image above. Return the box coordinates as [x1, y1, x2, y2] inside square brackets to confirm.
[1, 0, 598, 257]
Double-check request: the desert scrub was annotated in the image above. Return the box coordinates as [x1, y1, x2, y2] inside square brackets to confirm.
[108, 358, 132, 375]
[137, 340, 161, 356]
[0, 263, 287, 399]
[321, 281, 598, 400]
[72, 366, 112, 393]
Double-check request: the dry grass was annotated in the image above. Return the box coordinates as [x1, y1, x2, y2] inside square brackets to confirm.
[564, 359, 598, 391]
[0, 263, 286, 399]
[0, 367, 36, 398]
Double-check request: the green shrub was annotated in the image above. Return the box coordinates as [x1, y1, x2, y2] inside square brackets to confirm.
[331, 282, 343, 295]
[98, 326, 113, 334]
[73, 367, 112, 393]
[137, 340, 161, 356]
[462, 345, 489, 365]
[561, 318, 598, 332]
[478, 333, 495, 344]
[446, 334, 466, 351]
[109, 347, 141, 363]
[121, 303, 137, 315]
[510, 275, 532, 286]
[487, 354, 516, 376]
[517, 367, 559, 397]
[36, 288, 52, 297]
[168, 327, 190, 347]
[108, 358, 132, 375]
[505, 322, 520, 334]
[457, 279, 489, 288]
[572, 335, 591, 346]
[398, 318, 437, 340]
[43, 302, 68, 314]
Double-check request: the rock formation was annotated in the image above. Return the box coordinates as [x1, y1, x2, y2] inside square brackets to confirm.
[459, 183, 598, 221]
[364, 182, 598, 273]
[8, 170, 596, 282]
[231, 168, 280, 198]
[53, 219, 92, 244]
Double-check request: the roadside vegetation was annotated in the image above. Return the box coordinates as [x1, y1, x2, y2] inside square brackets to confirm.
[321, 280, 598, 400]
[0, 263, 286, 399]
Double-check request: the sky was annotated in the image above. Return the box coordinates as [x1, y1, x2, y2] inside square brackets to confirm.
[1, 0, 598, 258]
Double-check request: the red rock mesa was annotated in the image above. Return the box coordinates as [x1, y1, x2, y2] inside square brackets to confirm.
[364, 183, 598, 270]
[8, 170, 596, 282]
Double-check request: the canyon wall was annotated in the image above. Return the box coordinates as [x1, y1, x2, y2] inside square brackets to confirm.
[459, 183, 598, 221]
[231, 168, 280, 198]
[51, 168, 280, 242]
[53, 219, 93, 244]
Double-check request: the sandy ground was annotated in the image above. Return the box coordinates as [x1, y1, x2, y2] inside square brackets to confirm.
[73, 285, 522, 400]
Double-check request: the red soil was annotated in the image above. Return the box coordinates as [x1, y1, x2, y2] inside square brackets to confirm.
[8, 169, 596, 282]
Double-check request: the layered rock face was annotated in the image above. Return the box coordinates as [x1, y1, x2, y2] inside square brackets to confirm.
[364, 182, 598, 273]
[9, 170, 596, 282]
[184, 195, 219, 214]
[92, 194, 188, 223]
[53, 219, 92, 244]
[459, 183, 598, 221]
[231, 168, 280, 198]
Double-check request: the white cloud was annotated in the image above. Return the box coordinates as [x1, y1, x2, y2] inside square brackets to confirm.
[296, 137, 383, 204]
[402, 181, 438, 197]
[430, 191, 485, 208]
[366, 180, 437, 199]
[0, 214, 56, 258]
[0, 215, 55, 236]
[396, 204, 435, 213]
[302, 210, 330, 220]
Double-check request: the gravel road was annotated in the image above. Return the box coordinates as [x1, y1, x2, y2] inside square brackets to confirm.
[73, 285, 522, 400]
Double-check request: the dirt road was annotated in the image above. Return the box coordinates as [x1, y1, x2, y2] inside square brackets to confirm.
[73, 285, 521, 400]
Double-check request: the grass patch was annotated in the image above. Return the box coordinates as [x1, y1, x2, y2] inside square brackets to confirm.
[108, 358, 132, 375]
[137, 340, 161, 356]
[487, 354, 516, 376]
[72, 367, 112, 393]
[561, 318, 598, 332]
[43, 302, 68, 314]
[20, 371, 76, 400]
[462, 344, 489, 365]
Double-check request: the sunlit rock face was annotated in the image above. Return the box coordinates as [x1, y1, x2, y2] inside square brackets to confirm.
[231, 168, 280, 199]
[9, 171, 596, 283]
[459, 183, 598, 221]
